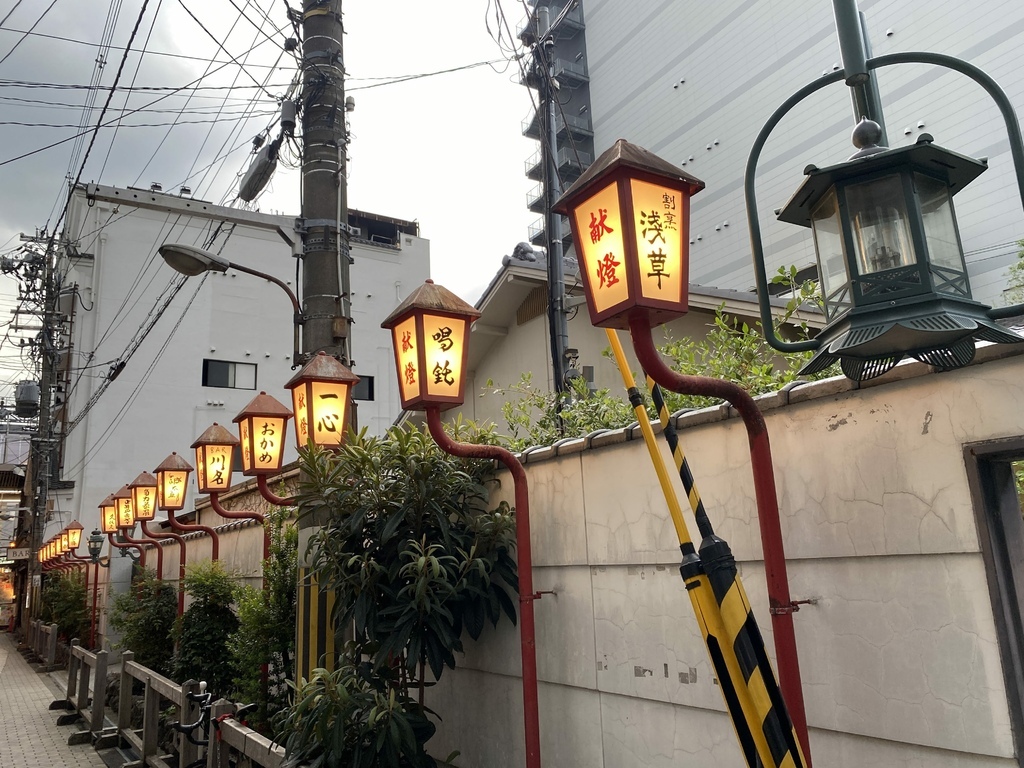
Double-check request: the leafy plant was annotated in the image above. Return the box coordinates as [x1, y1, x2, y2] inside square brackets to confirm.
[231, 508, 297, 734]
[40, 570, 89, 644]
[108, 568, 177, 676]
[281, 425, 517, 765]
[277, 649, 449, 768]
[1004, 239, 1024, 305]
[174, 560, 239, 696]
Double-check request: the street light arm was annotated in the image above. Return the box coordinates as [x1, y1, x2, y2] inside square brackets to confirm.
[121, 527, 163, 577]
[208, 492, 270, 562]
[745, 70, 844, 355]
[627, 313, 811, 761]
[256, 474, 295, 507]
[165, 509, 219, 562]
[424, 406, 542, 768]
[226, 260, 305, 367]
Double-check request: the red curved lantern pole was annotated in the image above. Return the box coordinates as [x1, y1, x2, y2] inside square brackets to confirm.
[107, 534, 145, 567]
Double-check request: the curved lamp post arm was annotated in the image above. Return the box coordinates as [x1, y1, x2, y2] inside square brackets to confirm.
[627, 314, 811, 759]
[745, 69, 845, 355]
[107, 533, 144, 567]
[120, 528, 161, 576]
[424, 406, 542, 768]
[227, 261, 304, 367]
[208, 493, 270, 562]
[165, 509, 220, 562]
[256, 475, 295, 507]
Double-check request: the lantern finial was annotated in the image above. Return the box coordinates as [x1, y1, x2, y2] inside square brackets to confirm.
[850, 117, 886, 158]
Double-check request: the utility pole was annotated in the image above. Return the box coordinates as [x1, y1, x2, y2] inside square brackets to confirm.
[295, 0, 350, 680]
[535, 5, 570, 399]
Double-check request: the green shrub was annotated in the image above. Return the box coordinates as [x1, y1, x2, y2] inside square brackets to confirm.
[108, 568, 176, 676]
[41, 570, 89, 644]
[174, 561, 239, 696]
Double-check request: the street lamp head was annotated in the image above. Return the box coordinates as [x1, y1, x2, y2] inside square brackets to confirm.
[776, 120, 1024, 380]
[284, 351, 359, 449]
[87, 529, 104, 562]
[381, 279, 480, 411]
[98, 494, 119, 534]
[232, 392, 292, 475]
[112, 485, 135, 529]
[553, 138, 705, 330]
[158, 243, 230, 277]
[60, 530, 70, 553]
[128, 472, 158, 522]
[192, 423, 238, 494]
[154, 452, 193, 511]
[66, 520, 84, 550]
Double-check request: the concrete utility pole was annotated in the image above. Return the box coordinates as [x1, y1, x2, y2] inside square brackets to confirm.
[295, 0, 350, 679]
[536, 5, 570, 397]
[300, 0, 350, 365]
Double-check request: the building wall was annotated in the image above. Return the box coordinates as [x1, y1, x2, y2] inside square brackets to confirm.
[52, 188, 428, 548]
[573, 0, 1024, 306]
[425, 348, 1024, 766]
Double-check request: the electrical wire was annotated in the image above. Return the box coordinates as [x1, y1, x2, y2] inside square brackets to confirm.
[0, 0, 58, 68]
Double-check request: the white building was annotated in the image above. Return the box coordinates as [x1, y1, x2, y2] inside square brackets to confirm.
[49, 184, 428, 541]
[523, 0, 1024, 306]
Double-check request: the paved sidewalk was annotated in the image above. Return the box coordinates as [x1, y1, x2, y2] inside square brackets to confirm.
[0, 631, 108, 768]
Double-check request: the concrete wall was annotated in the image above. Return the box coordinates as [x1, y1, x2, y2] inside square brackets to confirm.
[424, 346, 1024, 767]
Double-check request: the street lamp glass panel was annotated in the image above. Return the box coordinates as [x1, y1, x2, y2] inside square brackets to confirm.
[87, 532, 103, 560]
[196, 444, 233, 493]
[422, 313, 469, 401]
[115, 495, 134, 528]
[131, 485, 156, 522]
[285, 353, 359, 449]
[67, 524, 82, 550]
[60, 532, 69, 552]
[810, 188, 849, 314]
[238, 416, 287, 474]
[846, 175, 915, 275]
[158, 469, 189, 511]
[916, 173, 967, 277]
[392, 315, 420, 406]
[99, 497, 118, 534]
[571, 182, 629, 316]
[630, 178, 686, 304]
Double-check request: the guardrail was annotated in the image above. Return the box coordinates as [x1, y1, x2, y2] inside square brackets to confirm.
[56, 638, 108, 743]
[207, 700, 286, 768]
[26, 619, 59, 670]
[117, 651, 203, 768]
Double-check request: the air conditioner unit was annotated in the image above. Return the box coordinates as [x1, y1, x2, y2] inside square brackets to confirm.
[347, 226, 362, 238]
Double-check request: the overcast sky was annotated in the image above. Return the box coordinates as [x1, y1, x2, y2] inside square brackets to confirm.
[0, 0, 538, 395]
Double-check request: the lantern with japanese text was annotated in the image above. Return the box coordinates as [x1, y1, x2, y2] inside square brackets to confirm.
[60, 530, 70, 553]
[154, 452, 193, 511]
[112, 485, 135, 529]
[99, 494, 119, 535]
[192, 423, 238, 494]
[232, 392, 292, 476]
[381, 280, 481, 411]
[129, 472, 158, 522]
[552, 139, 705, 330]
[284, 351, 359, 449]
[67, 521, 84, 550]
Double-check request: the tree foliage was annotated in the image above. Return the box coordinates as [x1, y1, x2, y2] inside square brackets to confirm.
[174, 560, 239, 696]
[41, 570, 89, 644]
[1005, 239, 1024, 305]
[231, 508, 297, 733]
[108, 568, 177, 676]
[279, 425, 517, 766]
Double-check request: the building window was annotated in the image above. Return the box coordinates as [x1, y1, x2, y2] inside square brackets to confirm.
[202, 359, 257, 389]
[353, 375, 374, 401]
[965, 438, 1024, 753]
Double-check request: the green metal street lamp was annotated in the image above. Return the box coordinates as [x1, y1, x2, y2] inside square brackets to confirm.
[747, 0, 1024, 381]
[776, 119, 1024, 380]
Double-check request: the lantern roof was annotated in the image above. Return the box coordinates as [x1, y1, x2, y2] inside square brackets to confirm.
[777, 134, 988, 228]
[192, 422, 240, 448]
[553, 138, 705, 215]
[285, 350, 360, 388]
[232, 391, 292, 422]
[98, 494, 115, 509]
[381, 279, 481, 329]
[128, 471, 157, 489]
[67, 520, 84, 532]
[112, 484, 132, 500]
[154, 451, 194, 473]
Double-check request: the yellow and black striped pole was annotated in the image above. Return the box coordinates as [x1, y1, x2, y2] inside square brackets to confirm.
[646, 380, 807, 767]
[606, 330, 806, 767]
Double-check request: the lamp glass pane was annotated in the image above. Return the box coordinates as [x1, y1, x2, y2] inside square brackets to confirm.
[132, 485, 156, 521]
[423, 314, 467, 401]
[241, 416, 286, 472]
[810, 187, 850, 314]
[631, 179, 685, 303]
[846, 175, 915, 275]
[158, 470, 188, 510]
[116, 497, 134, 528]
[291, 385, 310, 447]
[101, 506, 118, 534]
[572, 182, 629, 315]
[197, 445, 233, 492]
[915, 173, 967, 277]
[310, 381, 349, 447]
[60, 532, 69, 552]
[68, 527, 81, 549]
[392, 316, 420, 406]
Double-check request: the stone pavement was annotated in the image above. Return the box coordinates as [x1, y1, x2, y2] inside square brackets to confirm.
[0, 631, 108, 768]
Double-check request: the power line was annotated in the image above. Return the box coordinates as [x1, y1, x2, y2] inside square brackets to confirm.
[0, 113, 275, 128]
[0, 0, 59, 68]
